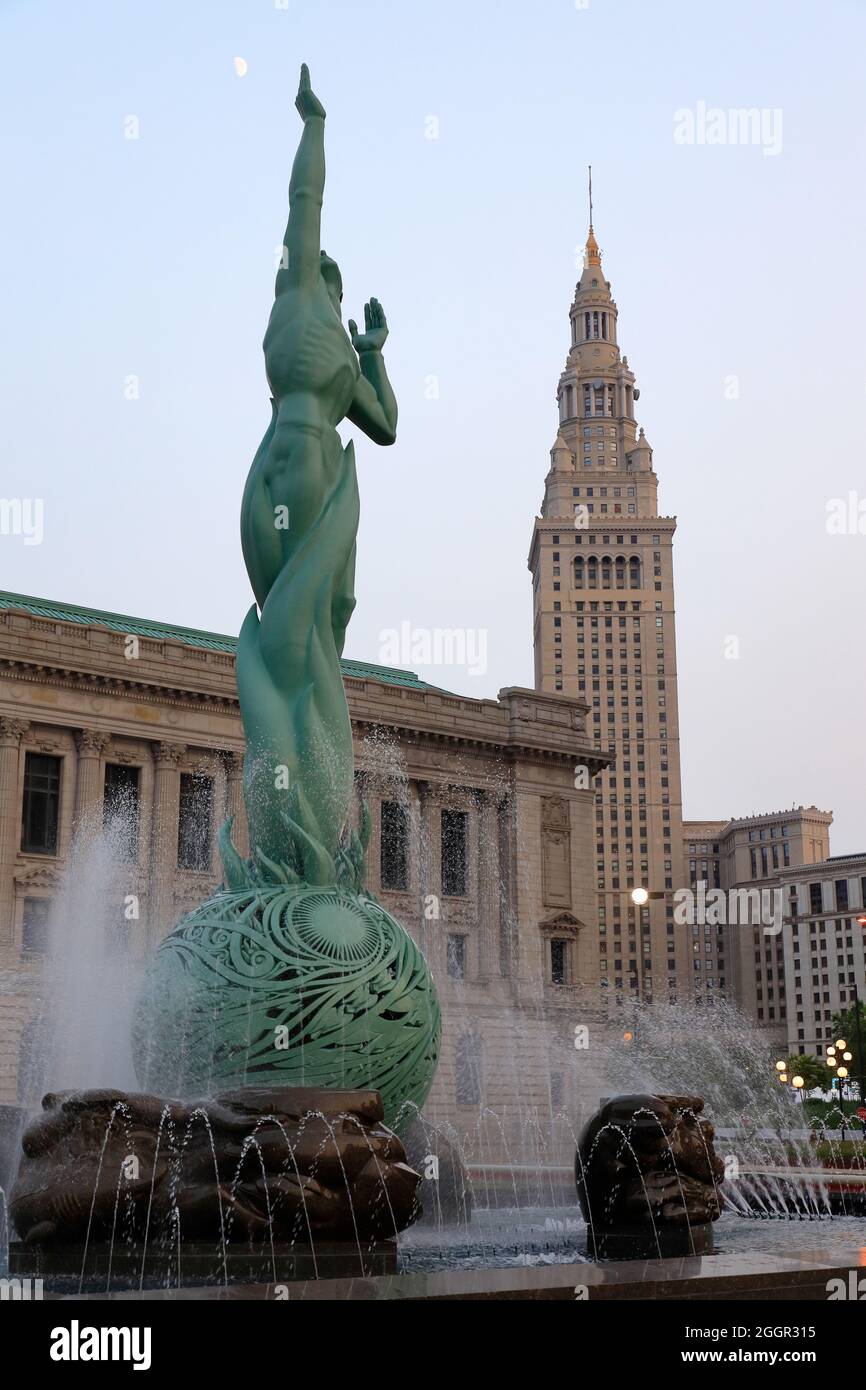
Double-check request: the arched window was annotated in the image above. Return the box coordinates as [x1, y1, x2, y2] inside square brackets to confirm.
[456, 1033, 484, 1106]
[587, 556, 598, 589]
[629, 556, 641, 589]
[615, 556, 626, 589]
[601, 556, 612, 589]
[574, 556, 585, 589]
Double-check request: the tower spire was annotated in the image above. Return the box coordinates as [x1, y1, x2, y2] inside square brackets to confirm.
[584, 165, 601, 269]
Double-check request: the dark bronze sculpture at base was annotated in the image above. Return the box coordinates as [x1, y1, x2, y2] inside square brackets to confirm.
[11, 1087, 421, 1248]
[575, 1093, 725, 1260]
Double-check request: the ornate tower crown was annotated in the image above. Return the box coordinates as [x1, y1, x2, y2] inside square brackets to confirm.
[584, 223, 602, 270]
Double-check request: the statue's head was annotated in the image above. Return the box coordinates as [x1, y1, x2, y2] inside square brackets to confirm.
[320, 250, 343, 314]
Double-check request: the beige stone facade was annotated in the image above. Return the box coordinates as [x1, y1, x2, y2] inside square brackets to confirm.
[681, 809, 833, 1033]
[776, 854, 866, 1059]
[0, 591, 609, 1152]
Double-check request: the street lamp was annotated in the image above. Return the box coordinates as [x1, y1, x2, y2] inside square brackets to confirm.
[827, 1042, 849, 1141]
[625, 886, 665, 1006]
[774, 1058, 806, 1101]
[848, 924, 866, 1114]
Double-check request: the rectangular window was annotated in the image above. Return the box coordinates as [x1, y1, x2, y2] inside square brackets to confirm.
[441, 809, 468, 896]
[103, 763, 140, 859]
[809, 882, 824, 915]
[177, 773, 214, 871]
[21, 753, 62, 855]
[835, 879, 849, 912]
[447, 934, 466, 979]
[456, 1034, 483, 1105]
[380, 800, 409, 890]
[550, 937, 570, 985]
[21, 896, 52, 954]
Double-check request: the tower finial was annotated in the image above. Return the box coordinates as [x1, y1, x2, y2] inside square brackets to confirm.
[584, 166, 601, 269]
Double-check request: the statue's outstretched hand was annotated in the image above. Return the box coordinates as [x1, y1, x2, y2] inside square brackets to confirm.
[295, 63, 326, 121]
[349, 299, 389, 353]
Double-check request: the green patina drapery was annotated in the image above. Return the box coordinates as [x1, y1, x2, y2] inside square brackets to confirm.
[134, 68, 440, 1127]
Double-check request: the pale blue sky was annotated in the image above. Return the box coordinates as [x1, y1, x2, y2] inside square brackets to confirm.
[1, 0, 865, 850]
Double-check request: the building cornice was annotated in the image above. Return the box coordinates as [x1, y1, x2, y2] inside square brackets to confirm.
[0, 631, 609, 774]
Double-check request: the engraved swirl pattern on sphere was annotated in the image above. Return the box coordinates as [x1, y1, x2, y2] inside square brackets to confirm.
[132, 885, 441, 1131]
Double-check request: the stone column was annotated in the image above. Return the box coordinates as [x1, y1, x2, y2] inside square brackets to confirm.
[221, 751, 248, 858]
[0, 718, 29, 943]
[148, 741, 186, 944]
[73, 729, 111, 836]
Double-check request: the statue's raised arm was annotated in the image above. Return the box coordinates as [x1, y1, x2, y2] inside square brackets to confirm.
[277, 63, 326, 296]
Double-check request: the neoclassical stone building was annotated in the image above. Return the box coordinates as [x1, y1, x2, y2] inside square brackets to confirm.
[0, 589, 609, 1151]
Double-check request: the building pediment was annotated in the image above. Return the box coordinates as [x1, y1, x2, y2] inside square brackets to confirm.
[14, 862, 62, 891]
[539, 911, 585, 936]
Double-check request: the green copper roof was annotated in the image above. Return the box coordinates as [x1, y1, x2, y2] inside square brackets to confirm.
[0, 591, 432, 691]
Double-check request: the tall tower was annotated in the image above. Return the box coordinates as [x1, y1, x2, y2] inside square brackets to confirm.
[528, 202, 690, 1010]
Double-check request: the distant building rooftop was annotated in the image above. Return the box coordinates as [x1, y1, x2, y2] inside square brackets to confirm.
[0, 590, 435, 692]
